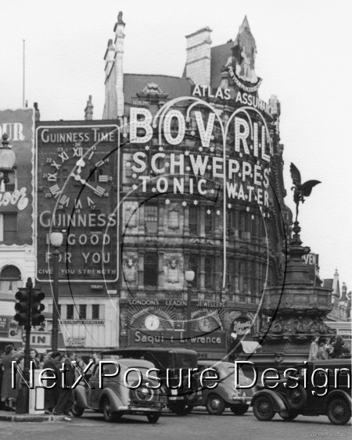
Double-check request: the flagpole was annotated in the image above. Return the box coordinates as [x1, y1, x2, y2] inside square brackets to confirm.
[23, 40, 25, 107]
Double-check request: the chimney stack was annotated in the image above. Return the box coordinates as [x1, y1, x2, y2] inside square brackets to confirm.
[84, 95, 93, 120]
[185, 27, 212, 86]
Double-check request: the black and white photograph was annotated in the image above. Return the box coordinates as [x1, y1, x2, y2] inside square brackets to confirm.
[0, 1, 351, 439]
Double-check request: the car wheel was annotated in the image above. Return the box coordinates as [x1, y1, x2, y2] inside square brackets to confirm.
[327, 398, 351, 425]
[206, 394, 225, 415]
[253, 396, 275, 421]
[167, 402, 190, 416]
[71, 404, 84, 417]
[147, 413, 160, 424]
[230, 404, 249, 415]
[287, 386, 307, 410]
[102, 397, 120, 423]
[279, 410, 298, 421]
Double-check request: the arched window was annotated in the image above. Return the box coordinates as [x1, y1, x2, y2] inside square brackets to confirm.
[0, 265, 21, 292]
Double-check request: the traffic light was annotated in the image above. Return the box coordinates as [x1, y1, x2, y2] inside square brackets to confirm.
[14, 288, 30, 326]
[31, 289, 45, 326]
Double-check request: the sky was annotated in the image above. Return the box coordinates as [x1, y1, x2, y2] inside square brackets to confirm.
[0, 0, 351, 292]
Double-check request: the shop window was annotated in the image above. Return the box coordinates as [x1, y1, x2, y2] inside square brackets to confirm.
[79, 304, 87, 320]
[188, 254, 199, 287]
[189, 206, 198, 235]
[204, 256, 214, 289]
[144, 252, 158, 287]
[66, 304, 74, 320]
[145, 203, 158, 234]
[92, 304, 100, 319]
[0, 265, 21, 292]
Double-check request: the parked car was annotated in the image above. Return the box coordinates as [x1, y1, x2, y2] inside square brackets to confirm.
[72, 358, 164, 423]
[252, 359, 351, 425]
[100, 348, 199, 416]
[189, 360, 255, 415]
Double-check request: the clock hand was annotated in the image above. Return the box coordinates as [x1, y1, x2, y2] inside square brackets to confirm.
[76, 157, 86, 175]
[73, 174, 105, 196]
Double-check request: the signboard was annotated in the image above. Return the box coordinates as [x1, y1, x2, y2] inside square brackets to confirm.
[0, 109, 34, 245]
[129, 329, 226, 349]
[0, 316, 9, 336]
[232, 316, 252, 336]
[35, 123, 119, 282]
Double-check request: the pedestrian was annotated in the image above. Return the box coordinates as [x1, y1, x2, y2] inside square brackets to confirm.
[317, 341, 328, 360]
[308, 336, 319, 361]
[323, 338, 333, 358]
[228, 332, 243, 362]
[1, 345, 19, 411]
[30, 348, 40, 369]
[43, 351, 61, 414]
[53, 351, 76, 420]
[332, 335, 345, 358]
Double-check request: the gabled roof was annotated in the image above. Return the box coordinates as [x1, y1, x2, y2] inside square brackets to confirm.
[124, 74, 193, 105]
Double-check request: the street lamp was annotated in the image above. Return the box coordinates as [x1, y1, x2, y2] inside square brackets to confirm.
[0, 134, 16, 186]
[50, 230, 63, 351]
[185, 270, 195, 348]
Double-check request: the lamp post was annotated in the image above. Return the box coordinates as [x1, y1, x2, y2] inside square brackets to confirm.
[50, 230, 63, 351]
[185, 270, 195, 348]
[0, 134, 16, 185]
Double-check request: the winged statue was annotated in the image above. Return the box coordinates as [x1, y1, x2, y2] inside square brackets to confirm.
[290, 163, 321, 221]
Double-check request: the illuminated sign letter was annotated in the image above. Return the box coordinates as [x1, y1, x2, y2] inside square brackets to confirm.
[130, 108, 153, 143]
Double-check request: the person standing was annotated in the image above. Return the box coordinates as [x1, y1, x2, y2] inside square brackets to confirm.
[43, 351, 61, 414]
[308, 336, 319, 361]
[53, 352, 76, 420]
[1, 345, 19, 411]
[228, 332, 243, 362]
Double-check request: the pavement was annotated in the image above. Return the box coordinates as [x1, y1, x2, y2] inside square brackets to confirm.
[0, 409, 66, 422]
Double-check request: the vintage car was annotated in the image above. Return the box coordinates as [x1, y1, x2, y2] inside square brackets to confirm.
[100, 348, 199, 416]
[72, 358, 164, 423]
[189, 360, 255, 415]
[252, 359, 351, 425]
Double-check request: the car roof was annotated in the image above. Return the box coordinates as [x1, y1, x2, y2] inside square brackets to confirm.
[101, 347, 198, 356]
[297, 359, 351, 369]
[101, 358, 156, 369]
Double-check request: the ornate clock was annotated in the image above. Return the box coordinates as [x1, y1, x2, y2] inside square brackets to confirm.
[144, 314, 160, 331]
[198, 317, 215, 332]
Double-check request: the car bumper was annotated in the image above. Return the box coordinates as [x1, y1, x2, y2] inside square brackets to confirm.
[231, 396, 252, 405]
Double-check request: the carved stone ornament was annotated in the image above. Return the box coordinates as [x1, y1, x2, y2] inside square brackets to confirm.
[165, 256, 180, 284]
[123, 256, 137, 283]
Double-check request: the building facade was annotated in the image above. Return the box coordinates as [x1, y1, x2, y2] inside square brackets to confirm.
[0, 109, 36, 351]
[102, 13, 291, 358]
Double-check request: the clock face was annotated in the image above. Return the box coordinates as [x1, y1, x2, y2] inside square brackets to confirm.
[144, 314, 160, 331]
[38, 127, 117, 209]
[198, 317, 214, 332]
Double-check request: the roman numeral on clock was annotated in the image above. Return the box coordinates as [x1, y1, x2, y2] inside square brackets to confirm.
[59, 195, 70, 207]
[94, 186, 105, 197]
[49, 184, 61, 198]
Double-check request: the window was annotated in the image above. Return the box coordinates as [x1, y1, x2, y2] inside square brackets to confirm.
[204, 256, 214, 289]
[92, 304, 100, 319]
[0, 213, 17, 242]
[0, 265, 21, 292]
[189, 206, 198, 235]
[79, 305, 87, 320]
[145, 204, 158, 234]
[144, 252, 158, 287]
[66, 305, 74, 320]
[205, 207, 213, 235]
[188, 254, 199, 287]
[4, 170, 16, 192]
[239, 211, 245, 239]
